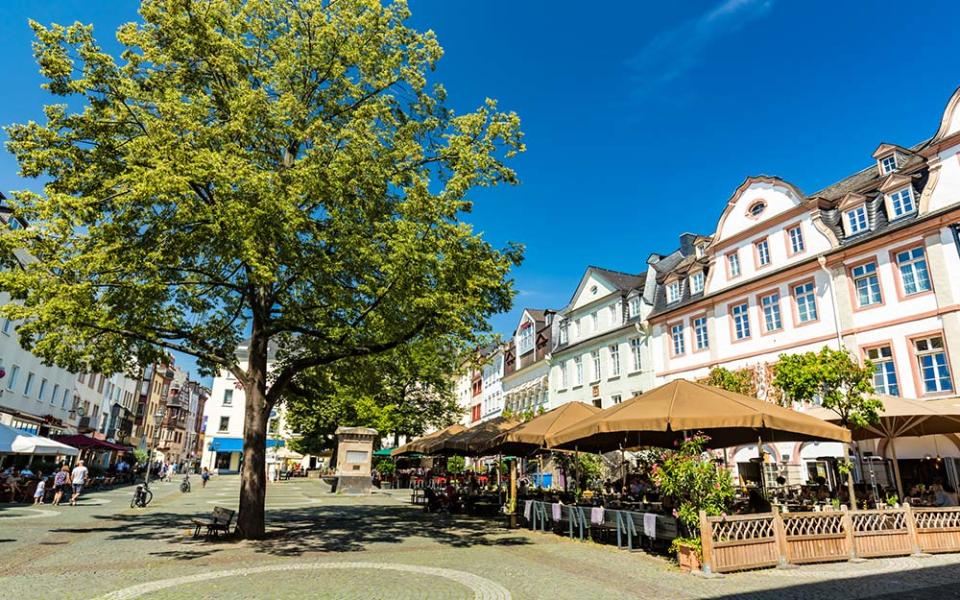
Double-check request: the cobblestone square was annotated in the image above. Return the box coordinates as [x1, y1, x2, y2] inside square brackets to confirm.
[2, 476, 960, 599]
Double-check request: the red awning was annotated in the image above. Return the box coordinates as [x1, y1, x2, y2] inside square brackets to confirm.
[53, 434, 129, 452]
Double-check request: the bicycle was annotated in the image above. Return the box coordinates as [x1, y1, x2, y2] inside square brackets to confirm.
[180, 473, 191, 493]
[130, 482, 153, 508]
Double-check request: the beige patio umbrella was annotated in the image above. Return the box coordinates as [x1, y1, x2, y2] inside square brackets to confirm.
[438, 416, 520, 456]
[391, 424, 465, 457]
[546, 379, 852, 452]
[805, 395, 960, 499]
[482, 402, 602, 456]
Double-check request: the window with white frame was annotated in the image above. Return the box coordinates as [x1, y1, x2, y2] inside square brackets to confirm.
[788, 225, 805, 254]
[852, 262, 882, 307]
[693, 316, 708, 350]
[0, 319, 11, 336]
[630, 338, 642, 372]
[7, 365, 20, 392]
[793, 282, 818, 323]
[761, 292, 782, 332]
[628, 296, 640, 318]
[609, 344, 620, 377]
[731, 303, 751, 340]
[560, 361, 568, 388]
[518, 321, 534, 354]
[591, 350, 601, 382]
[896, 247, 931, 295]
[755, 238, 770, 267]
[881, 155, 897, 174]
[666, 281, 681, 304]
[611, 394, 622, 404]
[589, 312, 598, 333]
[609, 304, 619, 327]
[671, 323, 685, 355]
[51, 383, 60, 406]
[218, 416, 230, 432]
[727, 252, 741, 278]
[62, 389, 70, 409]
[574, 356, 583, 386]
[690, 271, 704, 295]
[889, 187, 916, 218]
[846, 206, 868, 235]
[574, 319, 581, 339]
[914, 336, 953, 394]
[37, 378, 47, 402]
[24, 372, 35, 396]
[559, 320, 568, 344]
[223, 389, 233, 406]
[866, 346, 898, 396]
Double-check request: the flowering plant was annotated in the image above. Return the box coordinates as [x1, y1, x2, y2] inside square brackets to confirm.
[650, 433, 735, 537]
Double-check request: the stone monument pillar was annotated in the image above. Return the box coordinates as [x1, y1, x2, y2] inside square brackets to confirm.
[333, 426, 378, 495]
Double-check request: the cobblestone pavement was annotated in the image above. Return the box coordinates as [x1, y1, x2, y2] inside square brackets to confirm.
[2, 476, 960, 599]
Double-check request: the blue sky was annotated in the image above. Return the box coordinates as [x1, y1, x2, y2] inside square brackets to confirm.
[2, 0, 960, 378]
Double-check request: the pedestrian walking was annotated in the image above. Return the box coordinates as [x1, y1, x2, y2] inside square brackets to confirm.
[201, 467, 210, 488]
[33, 472, 46, 505]
[69, 460, 89, 506]
[52, 465, 70, 506]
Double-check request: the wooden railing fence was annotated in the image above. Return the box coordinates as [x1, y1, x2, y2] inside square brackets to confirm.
[700, 504, 960, 573]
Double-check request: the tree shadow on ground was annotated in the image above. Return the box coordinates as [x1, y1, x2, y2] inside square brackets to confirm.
[707, 561, 960, 600]
[47, 502, 531, 557]
[149, 548, 224, 561]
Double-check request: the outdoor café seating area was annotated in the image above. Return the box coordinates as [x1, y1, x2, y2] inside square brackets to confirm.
[386, 379, 960, 573]
[0, 423, 136, 503]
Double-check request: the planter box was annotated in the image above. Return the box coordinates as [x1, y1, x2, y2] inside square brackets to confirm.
[677, 544, 702, 572]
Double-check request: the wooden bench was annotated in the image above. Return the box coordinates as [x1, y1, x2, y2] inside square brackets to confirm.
[191, 507, 236, 539]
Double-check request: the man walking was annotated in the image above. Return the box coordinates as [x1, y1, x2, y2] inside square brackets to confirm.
[70, 460, 89, 506]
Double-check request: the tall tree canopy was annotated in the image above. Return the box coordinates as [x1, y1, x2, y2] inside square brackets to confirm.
[285, 336, 466, 454]
[1, 0, 523, 538]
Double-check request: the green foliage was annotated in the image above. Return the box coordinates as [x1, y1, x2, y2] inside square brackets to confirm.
[774, 347, 882, 428]
[555, 452, 603, 496]
[668, 536, 702, 559]
[650, 434, 734, 535]
[1, 0, 522, 407]
[374, 460, 396, 476]
[133, 448, 150, 466]
[446, 455, 465, 474]
[705, 366, 754, 396]
[285, 337, 465, 452]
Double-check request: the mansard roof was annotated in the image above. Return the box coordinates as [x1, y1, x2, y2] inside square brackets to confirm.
[560, 265, 646, 313]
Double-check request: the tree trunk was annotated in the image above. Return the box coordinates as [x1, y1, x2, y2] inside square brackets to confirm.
[845, 443, 858, 510]
[236, 331, 271, 540]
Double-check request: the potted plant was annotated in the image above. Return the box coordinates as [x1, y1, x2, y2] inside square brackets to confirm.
[651, 433, 734, 572]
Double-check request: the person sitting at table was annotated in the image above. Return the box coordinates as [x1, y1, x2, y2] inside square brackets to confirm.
[747, 489, 772, 514]
[466, 474, 480, 496]
[934, 484, 959, 507]
[19, 466, 34, 478]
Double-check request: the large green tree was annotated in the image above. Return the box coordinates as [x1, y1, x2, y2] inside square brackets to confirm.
[1, 0, 523, 538]
[286, 336, 466, 453]
[774, 346, 882, 505]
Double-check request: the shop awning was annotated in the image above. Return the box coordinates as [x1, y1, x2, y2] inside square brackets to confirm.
[1, 423, 79, 456]
[373, 447, 395, 457]
[208, 437, 284, 453]
[53, 434, 129, 452]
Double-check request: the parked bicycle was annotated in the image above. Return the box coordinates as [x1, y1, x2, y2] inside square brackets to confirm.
[180, 473, 191, 493]
[130, 482, 153, 508]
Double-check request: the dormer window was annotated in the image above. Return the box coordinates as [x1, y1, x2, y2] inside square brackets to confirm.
[880, 154, 897, 174]
[666, 281, 681, 304]
[695, 244, 705, 259]
[889, 187, 916, 219]
[845, 205, 868, 235]
[518, 321, 534, 354]
[690, 271, 704, 295]
[628, 296, 640, 318]
[559, 320, 568, 345]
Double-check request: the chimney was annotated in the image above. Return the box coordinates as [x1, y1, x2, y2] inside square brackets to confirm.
[679, 232, 698, 257]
